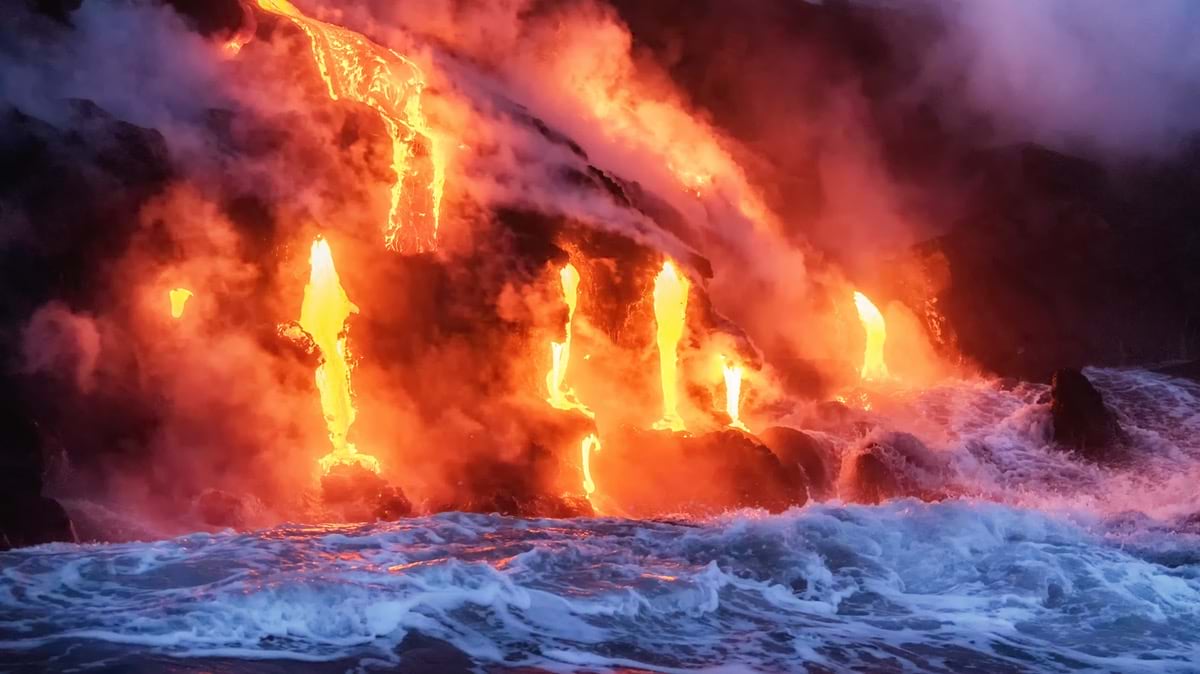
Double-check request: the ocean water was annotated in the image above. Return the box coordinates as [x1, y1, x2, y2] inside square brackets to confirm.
[3, 368, 1200, 673]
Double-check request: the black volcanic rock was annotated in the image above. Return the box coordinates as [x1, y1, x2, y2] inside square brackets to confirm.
[593, 428, 807, 515]
[0, 374, 76, 549]
[321, 464, 414, 521]
[1049, 368, 1124, 459]
[757, 426, 831, 500]
[0, 496, 75, 550]
[838, 432, 947, 505]
[840, 452, 898, 506]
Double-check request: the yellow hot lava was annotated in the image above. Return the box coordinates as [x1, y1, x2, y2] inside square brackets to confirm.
[853, 291, 889, 381]
[299, 238, 380, 474]
[580, 433, 601, 504]
[168, 288, 193, 319]
[255, 0, 445, 252]
[721, 357, 749, 432]
[651, 260, 689, 432]
[546, 263, 593, 418]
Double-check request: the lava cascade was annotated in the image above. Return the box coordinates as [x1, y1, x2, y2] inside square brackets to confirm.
[853, 291, 889, 381]
[168, 288, 192, 319]
[651, 261, 689, 432]
[545, 263, 593, 418]
[253, 0, 445, 252]
[298, 238, 380, 475]
[722, 357, 749, 432]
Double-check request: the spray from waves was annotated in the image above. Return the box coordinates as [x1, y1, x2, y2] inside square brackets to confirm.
[823, 367, 1200, 520]
[2, 501, 1200, 672]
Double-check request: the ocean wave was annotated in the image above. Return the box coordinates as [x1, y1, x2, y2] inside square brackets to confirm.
[3, 501, 1200, 672]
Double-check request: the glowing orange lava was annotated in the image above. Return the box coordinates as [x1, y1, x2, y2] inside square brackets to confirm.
[546, 263, 593, 418]
[254, 0, 445, 252]
[168, 288, 193, 319]
[721, 357, 749, 432]
[853, 291, 889, 381]
[299, 238, 380, 474]
[580, 433, 601, 506]
[651, 260, 689, 432]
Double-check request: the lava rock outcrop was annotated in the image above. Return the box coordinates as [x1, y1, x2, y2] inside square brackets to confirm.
[1049, 367, 1125, 460]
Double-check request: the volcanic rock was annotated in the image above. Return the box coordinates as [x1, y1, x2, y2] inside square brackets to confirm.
[321, 464, 413, 522]
[1049, 368, 1124, 459]
[756, 426, 831, 500]
[838, 432, 946, 505]
[0, 374, 76, 549]
[0, 495, 76, 550]
[195, 489, 248, 528]
[593, 428, 807, 516]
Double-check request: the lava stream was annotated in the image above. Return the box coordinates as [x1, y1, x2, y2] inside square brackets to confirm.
[299, 238, 380, 475]
[168, 288, 193, 319]
[651, 260, 689, 432]
[853, 290, 889, 381]
[254, 0, 445, 252]
[721, 357, 749, 432]
[545, 263, 593, 418]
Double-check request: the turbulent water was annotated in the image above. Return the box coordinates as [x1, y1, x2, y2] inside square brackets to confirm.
[4, 368, 1200, 673]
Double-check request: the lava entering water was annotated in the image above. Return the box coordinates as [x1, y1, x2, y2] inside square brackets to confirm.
[651, 261, 689, 432]
[299, 238, 380, 475]
[580, 433, 601, 506]
[253, 0, 445, 252]
[545, 263, 593, 418]
[168, 288, 192, 319]
[721, 357, 749, 432]
[853, 291, 889, 381]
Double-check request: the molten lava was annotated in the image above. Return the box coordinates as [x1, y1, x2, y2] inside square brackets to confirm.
[580, 433, 601, 506]
[546, 263, 593, 418]
[168, 288, 193, 319]
[254, 0, 445, 252]
[853, 291, 889, 381]
[721, 357, 749, 432]
[651, 261, 689, 432]
[299, 238, 380, 475]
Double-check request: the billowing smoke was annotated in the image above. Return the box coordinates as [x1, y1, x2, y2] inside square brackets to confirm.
[914, 0, 1200, 157]
[20, 0, 1146, 536]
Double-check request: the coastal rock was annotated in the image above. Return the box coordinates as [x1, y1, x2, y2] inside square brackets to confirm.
[1049, 368, 1124, 459]
[838, 432, 946, 505]
[757, 426, 831, 499]
[593, 428, 807, 516]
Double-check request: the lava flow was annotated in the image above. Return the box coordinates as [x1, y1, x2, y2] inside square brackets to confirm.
[853, 291, 889, 381]
[254, 0, 445, 252]
[580, 433, 601, 505]
[168, 288, 192, 319]
[651, 261, 689, 432]
[721, 357, 749, 432]
[299, 238, 380, 475]
[546, 263, 593, 418]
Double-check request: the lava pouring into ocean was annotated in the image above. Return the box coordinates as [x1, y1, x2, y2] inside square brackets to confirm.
[651, 260, 689, 432]
[854, 290, 889, 381]
[298, 238, 380, 475]
[9, 2, 1200, 670]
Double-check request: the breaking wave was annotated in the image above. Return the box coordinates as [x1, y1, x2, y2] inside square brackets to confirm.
[3, 368, 1200, 673]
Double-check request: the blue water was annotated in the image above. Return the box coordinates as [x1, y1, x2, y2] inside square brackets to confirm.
[3, 369, 1200, 673]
